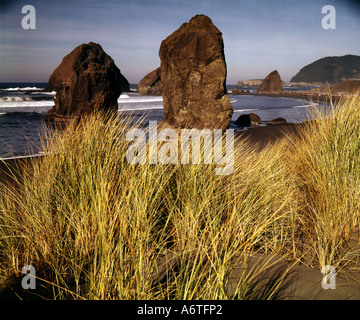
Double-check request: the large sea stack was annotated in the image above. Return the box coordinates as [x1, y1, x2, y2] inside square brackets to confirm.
[45, 42, 130, 123]
[138, 67, 162, 95]
[257, 70, 283, 94]
[159, 14, 233, 130]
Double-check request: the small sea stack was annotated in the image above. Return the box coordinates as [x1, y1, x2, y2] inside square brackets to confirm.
[159, 14, 233, 130]
[45, 42, 130, 123]
[257, 70, 283, 94]
[138, 67, 162, 95]
[235, 113, 261, 127]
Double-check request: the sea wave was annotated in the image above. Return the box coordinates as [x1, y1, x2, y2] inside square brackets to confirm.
[119, 106, 163, 112]
[1, 86, 44, 91]
[0, 100, 55, 108]
[117, 95, 163, 103]
[232, 108, 260, 113]
[119, 94, 131, 99]
[30, 91, 56, 96]
[0, 96, 34, 102]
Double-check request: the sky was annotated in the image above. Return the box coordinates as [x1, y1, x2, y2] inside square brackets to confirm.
[0, 0, 360, 84]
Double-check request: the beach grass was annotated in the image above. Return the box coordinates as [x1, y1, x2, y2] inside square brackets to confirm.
[0, 92, 359, 299]
[287, 93, 360, 270]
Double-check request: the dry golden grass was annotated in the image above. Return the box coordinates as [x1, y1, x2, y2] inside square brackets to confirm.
[0, 92, 359, 299]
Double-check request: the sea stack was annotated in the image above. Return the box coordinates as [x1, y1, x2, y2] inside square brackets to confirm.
[45, 42, 129, 123]
[138, 67, 162, 95]
[159, 14, 233, 130]
[235, 113, 261, 127]
[257, 70, 283, 94]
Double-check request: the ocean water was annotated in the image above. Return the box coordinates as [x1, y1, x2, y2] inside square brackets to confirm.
[0, 82, 321, 159]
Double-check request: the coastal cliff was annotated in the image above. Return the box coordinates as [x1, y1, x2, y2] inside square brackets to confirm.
[290, 54, 360, 84]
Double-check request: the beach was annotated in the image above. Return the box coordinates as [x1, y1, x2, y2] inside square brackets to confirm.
[1, 114, 360, 300]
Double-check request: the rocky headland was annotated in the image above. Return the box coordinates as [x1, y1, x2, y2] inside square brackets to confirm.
[290, 54, 360, 85]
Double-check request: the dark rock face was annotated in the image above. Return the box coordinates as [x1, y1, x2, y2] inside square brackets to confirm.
[138, 67, 162, 95]
[235, 113, 261, 127]
[159, 14, 233, 130]
[45, 42, 129, 123]
[257, 70, 283, 94]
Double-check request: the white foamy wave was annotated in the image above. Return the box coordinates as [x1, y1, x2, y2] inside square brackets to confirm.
[31, 91, 56, 96]
[118, 106, 163, 112]
[0, 100, 54, 108]
[117, 96, 163, 104]
[119, 94, 131, 99]
[0, 112, 6, 116]
[232, 108, 260, 113]
[2, 86, 44, 91]
[0, 96, 34, 102]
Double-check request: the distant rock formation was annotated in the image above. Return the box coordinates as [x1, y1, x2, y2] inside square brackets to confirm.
[230, 88, 250, 95]
[138, 67, 162, 95]
[290, 55, 360, 85]
[235, 113, 261, 127]
[231, 88, 240, 95]
[257, 70, 283, 94]
[237, 79, 263, 86]
[45, 42, 129, 123]
[159, 14, 233, 130]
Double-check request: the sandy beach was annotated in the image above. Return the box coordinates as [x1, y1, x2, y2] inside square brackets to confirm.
[1, 120, 360, 300]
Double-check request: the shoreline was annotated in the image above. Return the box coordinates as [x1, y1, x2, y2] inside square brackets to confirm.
[230, 91, 342, 103]
[0, 123, 303, 183]
[234, 122, 305, 149]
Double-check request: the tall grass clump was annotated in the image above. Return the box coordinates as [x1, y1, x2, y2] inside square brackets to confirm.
[0, 110, 299, 299]
[288, 92, 360, 269]
[2, 92, 359, 299]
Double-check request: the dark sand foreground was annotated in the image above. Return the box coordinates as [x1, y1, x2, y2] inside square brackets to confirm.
[1, 123, 360, 300]
[235, 122, 304, 149]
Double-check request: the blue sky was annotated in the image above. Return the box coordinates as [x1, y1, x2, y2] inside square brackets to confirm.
[0, 0, 359, 84]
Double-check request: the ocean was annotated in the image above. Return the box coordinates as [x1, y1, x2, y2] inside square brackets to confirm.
[0, 82, 321, 159]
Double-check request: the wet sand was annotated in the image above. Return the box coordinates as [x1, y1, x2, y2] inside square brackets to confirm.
[235, 122, 304, 149]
